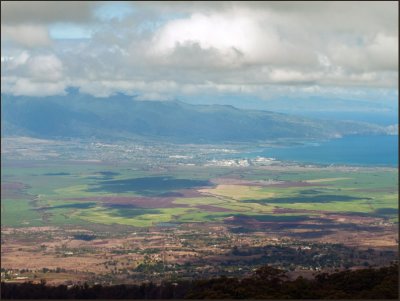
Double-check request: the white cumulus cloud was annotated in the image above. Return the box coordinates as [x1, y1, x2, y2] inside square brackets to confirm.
[0, 1, 398, 100]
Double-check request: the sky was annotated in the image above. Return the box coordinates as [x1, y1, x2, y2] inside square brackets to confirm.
[1, 1, 398, 112]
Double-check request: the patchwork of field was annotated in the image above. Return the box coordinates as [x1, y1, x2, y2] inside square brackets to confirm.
[1, 159, 398, 285]
[1, 160, 398, 237]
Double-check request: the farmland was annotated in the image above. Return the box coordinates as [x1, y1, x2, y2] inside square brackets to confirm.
[2, 160, 398, 228]
[1, 158, 398, 284]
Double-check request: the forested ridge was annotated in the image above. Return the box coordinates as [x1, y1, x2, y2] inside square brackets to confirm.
[1, 263, 398, 299]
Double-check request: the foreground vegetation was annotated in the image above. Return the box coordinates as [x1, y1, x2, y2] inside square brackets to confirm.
[1, 264, 398, 299]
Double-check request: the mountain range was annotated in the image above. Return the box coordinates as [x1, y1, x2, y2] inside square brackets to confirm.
[1, 92, 392, 143]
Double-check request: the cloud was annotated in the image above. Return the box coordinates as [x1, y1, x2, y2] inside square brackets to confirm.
[26, 54, 64, 81]
[0, 1, 398, 101]
[269, 69, 319, 85]
[2, 25, 51, 48]
[330, 33, 398, 72]
[2, 51, 30, 68]
[2, 76, 67, 97]
[135, 92, 173, 101]
[1, 1, 96, 24]
[2, 52, 63, 80]
[150, 9, 317, 68]
[1, 52, 64, 96]
[71, 79, 178, 98]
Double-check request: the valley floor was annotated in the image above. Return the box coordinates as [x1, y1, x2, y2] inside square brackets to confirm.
[1, 158, 398, 285]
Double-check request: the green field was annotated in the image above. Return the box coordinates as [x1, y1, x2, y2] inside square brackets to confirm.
[1, 161, 398, 228]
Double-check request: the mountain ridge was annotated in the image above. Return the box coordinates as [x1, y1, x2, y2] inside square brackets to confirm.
[1, 93, 390, 143]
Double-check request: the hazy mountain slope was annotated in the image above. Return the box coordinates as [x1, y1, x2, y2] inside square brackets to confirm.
[1, 93, 388, 143]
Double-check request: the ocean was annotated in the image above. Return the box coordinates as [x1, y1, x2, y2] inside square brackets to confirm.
[242, 135, 398, 167]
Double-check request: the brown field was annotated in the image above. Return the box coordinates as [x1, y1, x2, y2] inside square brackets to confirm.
[1, 220, 397, 285]
[211, 178, 277, 186]
[67, 196, 187, 208]
[1, 182, 27, 190]
[1, 251, 107, 273]
[315, 229, 398, 249]
[65, 188, 204, 208]
[1, 182, 31, 199]
[224, 213, 398, 249]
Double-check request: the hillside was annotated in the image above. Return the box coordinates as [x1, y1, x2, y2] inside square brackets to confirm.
[1, 92, 389, 143]
[1, 264, 398, 299]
